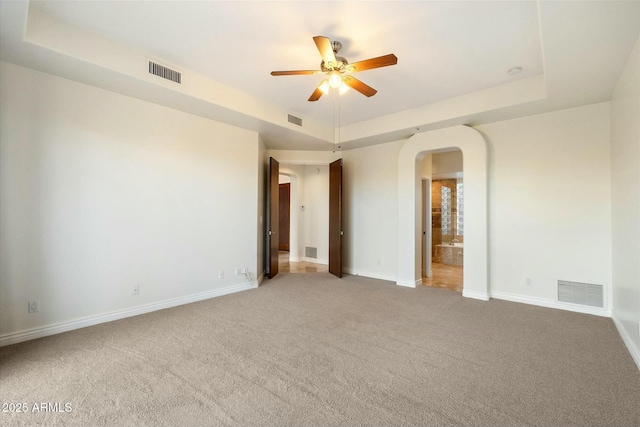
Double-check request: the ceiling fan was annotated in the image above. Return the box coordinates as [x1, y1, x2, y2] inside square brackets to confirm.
[271, 36, 398, 102]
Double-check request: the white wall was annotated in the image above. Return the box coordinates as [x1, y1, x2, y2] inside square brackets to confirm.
[343, 140, 407, 281]
[0, 62, 260, 343]
[610, 36, 640, 368]
[476, 102, 612, 313]
[432, 150, 463, 176]
[301, 165, 330, 264]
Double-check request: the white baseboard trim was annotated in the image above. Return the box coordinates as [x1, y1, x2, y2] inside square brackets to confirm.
[0, 282, 257, 347]
[342, 268, 396, 283]
[303, 257, 328, 265]
[612, 313, 640, 371]
[490, 290, 611, 317]
[257, 272, 265, 285]
[396, 279, 420, 288]
[462, 290, 490, 301]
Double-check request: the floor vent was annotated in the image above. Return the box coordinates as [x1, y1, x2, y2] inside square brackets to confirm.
[305, 247, 317, 259]
[288, 114, 302, 126]
[558, 280, 604, 308]
[148, 61, 181, 84]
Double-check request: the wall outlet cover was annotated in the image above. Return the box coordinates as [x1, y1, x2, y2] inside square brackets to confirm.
[28, 300, 39, 313]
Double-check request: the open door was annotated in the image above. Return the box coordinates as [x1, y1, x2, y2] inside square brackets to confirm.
[267, 157, 279, 278]
[279, 183, 290, 251]
[329, 159, 343, 278]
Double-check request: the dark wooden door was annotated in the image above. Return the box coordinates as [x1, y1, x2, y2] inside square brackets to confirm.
[279, 183, 290, 251]
[329, 159, 343, 278]
[267, 157, 279, 278]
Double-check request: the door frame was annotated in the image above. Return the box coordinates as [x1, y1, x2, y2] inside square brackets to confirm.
[422, 178, 432, 279]
[266, 157, 279, 278]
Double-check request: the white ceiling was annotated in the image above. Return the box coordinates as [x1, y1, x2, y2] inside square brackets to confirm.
[1, 1, 639, 150]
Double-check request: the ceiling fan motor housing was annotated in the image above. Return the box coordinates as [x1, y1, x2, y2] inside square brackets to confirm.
[321, 56, 348, 73]
[320, 40, 348, 72]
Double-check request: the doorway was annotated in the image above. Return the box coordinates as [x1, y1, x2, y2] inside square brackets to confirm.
[267, 159, 342, 279]
[420, 152, 464, 293]
[397, 126, 488, 300]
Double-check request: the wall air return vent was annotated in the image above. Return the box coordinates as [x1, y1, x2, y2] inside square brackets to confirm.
[305, 247, 317, 259]
[148, 61, 181, 84]
[288, 114, 302, 127]
[558, 280, 604, 308]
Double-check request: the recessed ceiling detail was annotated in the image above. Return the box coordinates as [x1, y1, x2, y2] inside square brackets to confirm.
[1, 1, 638, 150]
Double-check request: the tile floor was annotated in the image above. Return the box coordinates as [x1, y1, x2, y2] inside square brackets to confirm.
[422, 262, 464, 293]
[278, 252, 463, 293]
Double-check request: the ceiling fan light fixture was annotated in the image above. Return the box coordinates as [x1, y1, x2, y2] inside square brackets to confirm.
[339, 81, 350, 95]
[329, 72, 342, 88]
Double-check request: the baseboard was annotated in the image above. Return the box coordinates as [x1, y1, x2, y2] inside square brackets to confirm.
[490, 290, 611, 317]
[396, 279, 420, 288]
[612, 313, 640, 371]
[462, 290, 490, 301]
[257, 272, 265, 285]
[0, 282, 257, 347]
[342, 268, 396, 283]
[303, 257, 328, 265]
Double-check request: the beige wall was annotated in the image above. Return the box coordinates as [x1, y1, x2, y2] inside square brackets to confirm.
[0, 62, 261, 341]
[610, 35, 640, 367]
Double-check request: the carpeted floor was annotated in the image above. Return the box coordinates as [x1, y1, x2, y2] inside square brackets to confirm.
[1, 273, 639, 426]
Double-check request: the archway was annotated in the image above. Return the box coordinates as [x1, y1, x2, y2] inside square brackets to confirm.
[397, 125, 489, 300]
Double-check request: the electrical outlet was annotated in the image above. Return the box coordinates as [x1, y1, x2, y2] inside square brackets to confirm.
[526, 278, 533, 286]
[28, 300, 39, 313]
[219, 270, 224, 279]
[131, 285, 139, 296]
[235, 268, 241, 276]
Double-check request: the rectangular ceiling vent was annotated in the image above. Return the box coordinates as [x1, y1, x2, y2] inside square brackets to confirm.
[288, 114, 302, 127]
[558, 280, 604, 308]
[148, 61, 181, 84]
[305, 247, 317, 259]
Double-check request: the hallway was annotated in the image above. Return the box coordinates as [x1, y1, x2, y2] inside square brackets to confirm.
[279, 251, 328, 274]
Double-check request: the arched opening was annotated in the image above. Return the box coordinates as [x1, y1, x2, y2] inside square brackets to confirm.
[397, 125, 489, 300]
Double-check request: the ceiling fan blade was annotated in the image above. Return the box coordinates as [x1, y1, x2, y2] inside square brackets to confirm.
[342, 76, 377, 97]
[308, 85, 324, 102]
[271, 70, 320, 76]
[347, 54, 398, 72]
[313, 36, 337, 66]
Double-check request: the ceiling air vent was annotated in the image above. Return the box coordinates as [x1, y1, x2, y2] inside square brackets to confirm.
[558, 280, 604, 308]
[148, 61, 181, 84]
[288, 114, 302, 127]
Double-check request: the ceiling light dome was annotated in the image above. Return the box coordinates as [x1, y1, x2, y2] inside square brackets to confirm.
[329, 72, 342, 88]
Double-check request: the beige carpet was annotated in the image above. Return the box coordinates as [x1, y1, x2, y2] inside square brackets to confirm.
[1, 273, 639, 426]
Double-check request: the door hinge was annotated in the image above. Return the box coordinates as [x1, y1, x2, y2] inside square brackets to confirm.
[340, 231, 344, 236]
